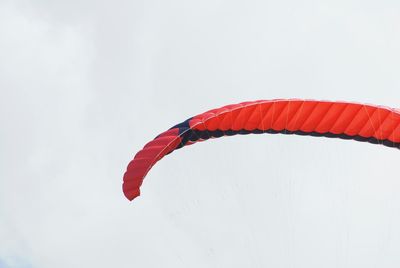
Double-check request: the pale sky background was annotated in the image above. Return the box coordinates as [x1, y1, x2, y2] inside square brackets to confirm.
[1, 0, 400, 267]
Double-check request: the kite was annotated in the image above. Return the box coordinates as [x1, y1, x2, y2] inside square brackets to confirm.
[123, 99, 400, 201]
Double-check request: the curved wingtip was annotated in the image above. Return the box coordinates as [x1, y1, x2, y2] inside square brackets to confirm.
[122, 128, 183, 202]
[123, 186, 140, 201]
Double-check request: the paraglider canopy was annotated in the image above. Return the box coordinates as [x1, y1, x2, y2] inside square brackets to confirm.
[123, 99, 400, 201]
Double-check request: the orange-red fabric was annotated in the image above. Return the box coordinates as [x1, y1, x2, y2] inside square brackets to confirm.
[123, 100, 400, 201]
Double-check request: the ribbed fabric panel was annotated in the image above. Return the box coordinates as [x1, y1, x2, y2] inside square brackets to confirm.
[189, 100, 400, 144]
[123, 100, 400, 201]
[123, 128, 182, 200]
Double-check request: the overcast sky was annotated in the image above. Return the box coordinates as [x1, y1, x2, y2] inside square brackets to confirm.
[1, 0, 400, 267]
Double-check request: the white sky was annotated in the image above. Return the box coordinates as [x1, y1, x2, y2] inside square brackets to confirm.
[1, 0, 400, 267]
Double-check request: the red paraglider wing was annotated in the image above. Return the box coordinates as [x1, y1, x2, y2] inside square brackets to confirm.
[123, 99, 400, 201]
